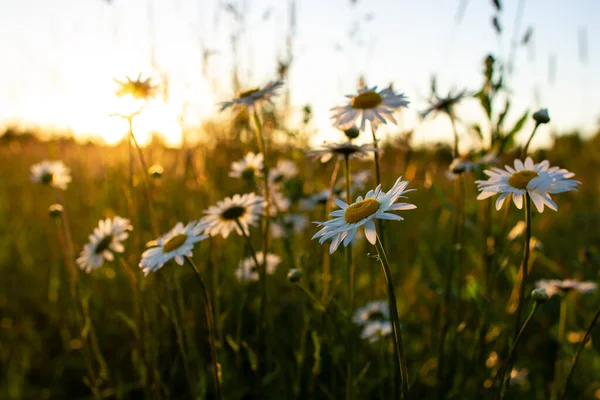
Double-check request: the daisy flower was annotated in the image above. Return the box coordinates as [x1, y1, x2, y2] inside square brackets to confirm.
[31, 160, 72, 190]
[115, 74, 157, 101]
[139, 221, 208, 275]
[361, 320, 393, 343]
[353, 300, 390, 325]
[476, 157, 580, 212]
[330, 85, 410, 131]
[271, 214, 309, 239]
[235, 252, 281, 282]
[420, 88, 468, 119]
[219, 81, 283, 113]
[261, 183, 290, 217]
[307, 141, 381, 164]
[229, 152, 264, 180]
[535, 279, 597, 297]
[312, 176, 416, 254]
[202, 193, 266, 238]
[76, 216, 133, 273]
[268, 159, 298, 183]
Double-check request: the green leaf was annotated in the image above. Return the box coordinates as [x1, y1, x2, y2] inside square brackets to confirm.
[311, 331, 321, 377]
[242, 340, 258, 372]
[500, 110, 529, 152]
[225, 334, 240, 353]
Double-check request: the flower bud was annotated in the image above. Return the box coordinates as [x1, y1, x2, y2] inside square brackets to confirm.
[531, 288, 549, 303]
[343, 126, 360, 140]
[148, 164, 164, 178]
[532, 108, 550, 124]
[48, 204, 64, 218]
[287, 268, 304, 283]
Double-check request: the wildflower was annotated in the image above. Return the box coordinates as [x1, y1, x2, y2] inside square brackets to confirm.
[343, 126, 360, 140]
[139, 221, 208, 275]
[48, 204, 64, 218]
[361, 320, 393, 343]
[271, 214, 309, 239]
[531, 288, 550, 303]
[77, 217, 133, 273]
[532, 108, 550, 124]
[235, 252, 281, 282]
[202, 193, 265, 238]
[229, 152, 264, 180]
[307, 141, 381, 164]
[476, 157, 580, 212]
[287, 268, 304, 283]
[219, 81, 283, 113]
[312, 177, 416, 254]
[420, 88, 468, 119]
[115, 74, 157, 101]
[268, 159, 298, 183]
[261, 184, 291, 217]
[535, 279, 598, 297]
[330, 86, 409, 131]
[353, 301, 390, 325]
[148, 164, 164, 178]
[31, 160, 72, 190]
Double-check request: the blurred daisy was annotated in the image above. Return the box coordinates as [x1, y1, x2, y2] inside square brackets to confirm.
[76, 216, 133, 273]
[115, 74, 157, 101]
[229, 152, 264, 180]
[330, 86, 410, 131]
[235, 252, 281, 282]
[219, 81, 283, 113]
[268, 159, 298, 183]
[312, 177, 416, 254]
[476, 157, 580, 212]
[307, 141, 381, 164]
[300, 189, 336, 211]
[261, 184, 291, 217]
[139, 221, 208, 275]
[535, 279, 597, 297]
[271, 214, 309, 239]
[31, 160, 72, 190]
[420, 88, 468, 119]
[361, 320, 393, 343]
[202, 193, 265, 238]
[353, 300, 390, 325]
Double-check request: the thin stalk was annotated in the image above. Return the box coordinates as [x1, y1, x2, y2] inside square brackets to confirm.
[344, 154, 354, 400]
[128, 116, 159, 237]
[512, 195, 531, 344]
[55, 189, 77, 294]
[553, 298, 568, 399]
[184, 256, 222, 400]
[252, 109, 270, 382]
[497, 302, 540, 399]
[449, 112, 459, 159]
[560, 307, 600, 400]
[521, 123, 540, 159]
[322, 159, 341, 302]
[375, 235, 409, 400]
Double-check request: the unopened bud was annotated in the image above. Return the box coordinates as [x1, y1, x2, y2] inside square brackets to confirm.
[48, 204, 64, 218]
[531, 288, 549, 303]
[148, 164, 164, 178]
[287, 268, 304, 283]
[532, 108, 550, 124]
[343, 126, 360, 140]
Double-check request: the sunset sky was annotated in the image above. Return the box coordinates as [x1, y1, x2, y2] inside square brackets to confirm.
[0, 0, 598, 149]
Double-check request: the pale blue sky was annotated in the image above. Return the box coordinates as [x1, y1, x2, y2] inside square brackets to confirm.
[0, 0, 598, 148]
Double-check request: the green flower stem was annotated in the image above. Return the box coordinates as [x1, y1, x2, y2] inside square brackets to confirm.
[521, 122, 540, 159]
[294, 282, 327, 312]
[184, 256, 222, 400]
[252, 109, 270, 382]
[497, 302, 540, 399]
[553, 298, 568, 399]
[560, 307, 600, 400]
[375, 235, 409, 400]
[343, 154, 354, 400]
[512, 194, 532, 344]
[127, 115, 159, 238]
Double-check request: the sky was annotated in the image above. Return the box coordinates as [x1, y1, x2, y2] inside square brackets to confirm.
[0, 0, 598, 149]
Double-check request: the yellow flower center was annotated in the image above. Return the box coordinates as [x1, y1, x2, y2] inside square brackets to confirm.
[344, 198, 380, 223]
[221, 206, 247, 221]
[238, 88, 260, 99]
[162, 234, 188, 253]
[508, 170, 538, 189]
[94, 235, 113, 254]
[41, 172, 54, 184]
[351, 91, 382, 109]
